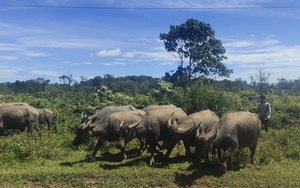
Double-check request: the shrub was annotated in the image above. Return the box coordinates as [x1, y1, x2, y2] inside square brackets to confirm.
[0, 132, 73, 163]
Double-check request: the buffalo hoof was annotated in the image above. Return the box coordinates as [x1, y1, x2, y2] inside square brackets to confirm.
[137, 148, 148, 156]
[149, 158, 155, 166]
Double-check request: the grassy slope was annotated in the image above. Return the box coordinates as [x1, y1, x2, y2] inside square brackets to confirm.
[0, 139, 299, 188]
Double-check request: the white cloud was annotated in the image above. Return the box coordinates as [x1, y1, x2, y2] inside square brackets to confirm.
[0, 55, 19, 61]
[160, 62, 174, 65]
[101, 62, 114, 66]
[29, 70, 60, 76]
[0, 43, 24, 51]
[0, 66, 19, 75]
[96, 49, 137, 58]
[97, 48, 121, 57]
[62, 61, 80, 66]
[101, 61, 128, 66]
[22, 51, 50, 57]
[224, 40, 256, 48]
[18, 37, 117, 49]
[83, 61, 93, 65]
[224, 37, 300, 82]
[123, 52, 135, 58]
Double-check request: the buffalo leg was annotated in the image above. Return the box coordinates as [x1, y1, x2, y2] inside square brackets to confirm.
[138, 137, 147, 156]
[92, 138, 106, 157]
[164, 142, 176, 158]
[52, 122, 58, 133]
[249, 143, 257, 167]
[148, 142, 162, 166]
[28, 121, 42, 136]
[148, 144, 156, 166]
[0, 121, 4, 135]
[221, 144, 237, 174]
[120, 147, 127, 163]
[183, 142, 192, 162]
[217, 147, 222, 163]
[34, 125, 43, 137]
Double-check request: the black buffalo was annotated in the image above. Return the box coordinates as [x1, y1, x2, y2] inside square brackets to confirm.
[73, 110, 145, 162]
[194, 111, 261, 174]
[118, 107, 187, 166]
[37, 108, 57, 132]
[0, 105, 41, 135]
[81, 105, 137, 124]
[160, 109, 219, 162]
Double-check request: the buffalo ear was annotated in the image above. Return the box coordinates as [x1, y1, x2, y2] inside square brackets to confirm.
[204, 128, 217, 142]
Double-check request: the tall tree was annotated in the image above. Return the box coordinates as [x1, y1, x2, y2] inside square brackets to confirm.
[250, 69, 272, 93]
[59, 74, 75, 85]
[160, 18, 232, 86]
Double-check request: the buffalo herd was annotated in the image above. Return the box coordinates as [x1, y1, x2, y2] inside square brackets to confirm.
[0, 103, 262, 174]
[0, 102, 56, 135]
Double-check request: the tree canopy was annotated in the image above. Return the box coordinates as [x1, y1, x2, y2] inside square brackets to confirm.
[160, 18, 232, 86]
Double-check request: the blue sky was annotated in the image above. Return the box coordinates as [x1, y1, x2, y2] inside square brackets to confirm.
[1, 0, 300, 83]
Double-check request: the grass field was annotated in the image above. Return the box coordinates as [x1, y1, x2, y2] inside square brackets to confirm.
[0, 130, 299, 187]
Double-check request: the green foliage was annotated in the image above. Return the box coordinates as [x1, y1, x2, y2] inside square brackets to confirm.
[0, 132, 72, 163]
[167, 81, 236, 115]
[160, 18, 232, 86]
[2, 75, 300, 187]
[258, 127, 300, 162]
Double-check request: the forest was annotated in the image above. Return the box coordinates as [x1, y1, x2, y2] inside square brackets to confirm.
[1, 75, 300, 187]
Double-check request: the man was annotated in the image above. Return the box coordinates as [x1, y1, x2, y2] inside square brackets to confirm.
[257, 94, 271, 132]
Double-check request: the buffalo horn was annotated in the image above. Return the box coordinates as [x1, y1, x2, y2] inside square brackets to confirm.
[82, 119, 92, 129]
[205, 127, 217, 142]
[120, 121, 124, 128]
[195, 122, 204, 137]
[167, 111, 176, 129]
[128, 116, 141, 129]
[82, 123, 90, 130]
[81, 111, 85, 119]
[174, 119, 193, 134]
[197, 125, 217, 142]
[167, 117, 176, 129]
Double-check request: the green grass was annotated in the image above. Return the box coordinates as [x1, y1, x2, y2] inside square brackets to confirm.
[0, 129, 300, 187]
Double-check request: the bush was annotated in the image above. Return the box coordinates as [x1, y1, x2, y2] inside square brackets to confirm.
[256, 127, 300, 165]
[0, 132, 73, 163]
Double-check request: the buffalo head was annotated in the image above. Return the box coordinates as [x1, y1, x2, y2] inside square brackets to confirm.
[72, 120, 94, 146]
[193, 126, 217, 163]
[160, 117, 195, 150]
[117, 118, 144, 149]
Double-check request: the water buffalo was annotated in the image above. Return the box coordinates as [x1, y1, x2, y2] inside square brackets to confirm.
[142, 104, 177, 113]
[118, 107, 187, 166]
[73, 109, 146, 162]
[37, 109, 57, 132]
[194, 111, 261, 174]
[0, 102, 30, 107]
[160, 109, 219, 162]
[81, 105, 137, 124]
[0, 105, 41, 135]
